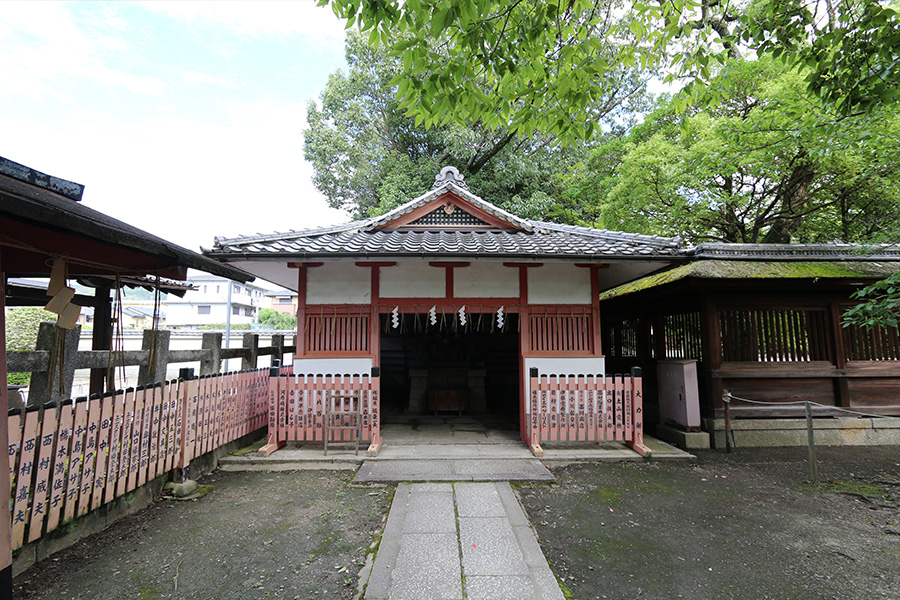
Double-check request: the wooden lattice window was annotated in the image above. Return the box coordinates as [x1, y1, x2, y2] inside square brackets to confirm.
[409, 206, 490, 227]
[305, 315, 370, 354]
[663, 312, 703, 360]
[719, 308, 831, 362]
[530, 312, 592, 354]
[843, 321, 900, 361]
[607, 319, 639, 358]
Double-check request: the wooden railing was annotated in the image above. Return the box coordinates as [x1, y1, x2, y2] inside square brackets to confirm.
[6, 367, 286, 551]
[7, 326, 296, 406]
[260, 374, 381, 456]
[526, 368, 649, 457]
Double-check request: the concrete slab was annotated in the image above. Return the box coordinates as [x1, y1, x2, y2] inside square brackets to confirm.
[465, 575, 535, 600]
[459, 517, 529, 576]
[387, 533, 462, 600]
[353, 459, 554, 483]
[455, 482, 507, 518]
[402, 492, 456, 533]
[361, 481, 565, 600]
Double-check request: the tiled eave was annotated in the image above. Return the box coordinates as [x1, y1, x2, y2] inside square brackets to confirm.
[205, 227, 685, 262]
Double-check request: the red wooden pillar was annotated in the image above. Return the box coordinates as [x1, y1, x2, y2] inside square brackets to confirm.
[0, 253, 13, 597]
[356, 262, 395, 455]
[516, 265, 534, 451]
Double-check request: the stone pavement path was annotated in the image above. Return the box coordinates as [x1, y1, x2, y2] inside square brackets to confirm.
[362, 482, 564, 600]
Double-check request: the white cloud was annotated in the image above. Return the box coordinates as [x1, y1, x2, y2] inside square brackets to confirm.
[0, 2, 168, 101]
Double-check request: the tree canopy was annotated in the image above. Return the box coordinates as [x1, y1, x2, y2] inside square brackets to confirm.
[577, 59, 900, 243]
[256, 308, 297, 331]
[304, 29, 650, 219]
[320, 0, 900, 142]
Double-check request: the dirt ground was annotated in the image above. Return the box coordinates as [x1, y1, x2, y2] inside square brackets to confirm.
[518, 446, 900, 600]
[12, 470, 391, 600]
[12, 445, 900, 600]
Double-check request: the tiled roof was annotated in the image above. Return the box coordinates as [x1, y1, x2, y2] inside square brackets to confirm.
[205, 179, 683, 260]
[598, 260, 900, 301]
[691, 242, 900, 260]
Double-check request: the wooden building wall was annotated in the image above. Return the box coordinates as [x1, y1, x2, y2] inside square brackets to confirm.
[601, 280, 900, 424]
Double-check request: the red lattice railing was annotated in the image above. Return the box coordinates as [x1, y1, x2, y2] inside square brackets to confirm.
[526, 371, 648, 456]
[263, 374, 380, 449]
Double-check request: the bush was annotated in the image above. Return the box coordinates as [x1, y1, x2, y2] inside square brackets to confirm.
[6, 307, 55, 385]
[198, 323, 252, 331]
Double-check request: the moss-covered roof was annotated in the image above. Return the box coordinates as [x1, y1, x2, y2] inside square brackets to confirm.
[598, 260, 900, 301]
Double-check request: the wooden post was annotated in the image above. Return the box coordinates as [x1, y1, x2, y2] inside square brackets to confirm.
[806, 401, 818, 482]
[723, 392, 733, 453]
[241, 333, 259, 371]
[271, 334, 284, 367]
[258, 366, 285, 455]
[89, 280, 113, 396]
[829, 300, 851, 408]
[200, 332, 222, 375]
[29, 322, 81, 406]
[138, 329, 170, 386]
[1, 257, 14, 596]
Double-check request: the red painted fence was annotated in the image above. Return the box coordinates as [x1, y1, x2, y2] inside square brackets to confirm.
[7, 367, 279, 551]
[261, 374, 381, 455]
[526, 371, 650, 457]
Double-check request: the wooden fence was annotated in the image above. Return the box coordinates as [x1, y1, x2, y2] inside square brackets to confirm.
[261, 374, 381, 456]
[6, 367, 283, 551]
[526, 369, 649, 457]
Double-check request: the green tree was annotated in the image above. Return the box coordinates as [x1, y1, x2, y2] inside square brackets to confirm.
[304, 29, 649, 219]
[320, 0, 900, 141]
[574, 59, 900, 243]
[6, 307, 55, 385]
[256, 309, 298, 331]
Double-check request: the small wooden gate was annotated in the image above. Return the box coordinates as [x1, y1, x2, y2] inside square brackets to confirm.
[260, 373, 381, 456]
[526, 368, 649, 457]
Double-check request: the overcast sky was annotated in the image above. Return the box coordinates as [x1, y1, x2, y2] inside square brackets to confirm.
[1, 1, 351, 252]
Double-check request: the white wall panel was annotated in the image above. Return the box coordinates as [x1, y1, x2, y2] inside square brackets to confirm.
[527, 263, 591, 304]
[454, 262, 519, 298]
[379, 261, 445, 298]
[307, 263, 371, 304]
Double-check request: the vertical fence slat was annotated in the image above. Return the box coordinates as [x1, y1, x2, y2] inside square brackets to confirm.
[106, 390, 126, 504]
[126, 388, 145, 493]
[92, 394, 114, 511]
[12, 408, 40, 549]
[148, 385, 162, 480]
[76, 398, 101, 517]
[27, 406, 57, 543]
[48, 401, 73, 533]
[65, 399, 89, 523]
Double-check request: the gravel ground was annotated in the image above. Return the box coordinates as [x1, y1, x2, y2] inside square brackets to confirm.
[518, 445, 900, 600]
[13, 469, 392, 600]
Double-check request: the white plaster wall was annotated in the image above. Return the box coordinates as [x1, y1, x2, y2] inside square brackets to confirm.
[454, 262, 519, 298]
[527, 263, 591, 304]
[293, 357, 374, 376]
[307, 262, 371, 304]
[523, 357, 606, 414]
[379, 260, 445, 298]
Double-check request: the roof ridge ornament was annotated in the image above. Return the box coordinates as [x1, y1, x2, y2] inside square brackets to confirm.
[433, 166, 467, 189]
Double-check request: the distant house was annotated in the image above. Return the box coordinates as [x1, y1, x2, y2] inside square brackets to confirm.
[165, 271, 267, 328]
[262, 289, 298, 315]
[122, 305, 164, 328]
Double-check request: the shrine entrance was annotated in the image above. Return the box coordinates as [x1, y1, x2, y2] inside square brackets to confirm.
[378, 313, 520, 431]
